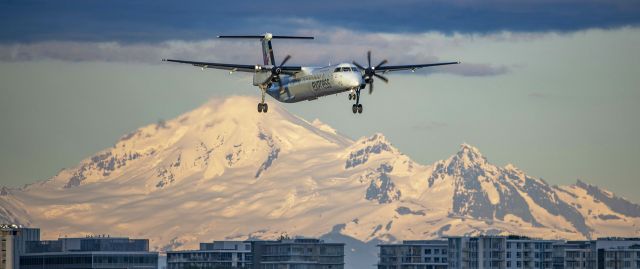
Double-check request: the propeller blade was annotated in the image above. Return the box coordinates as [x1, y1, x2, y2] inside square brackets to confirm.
[367, 51, 372, 67]
[368, 80, 374, 94]
[279, 55, 291, 67]
[374, 73, 389, 83]
[352, 61, 365, 71]
[375, 59, 388, 69]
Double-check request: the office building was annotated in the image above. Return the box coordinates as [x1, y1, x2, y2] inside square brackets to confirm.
[552, 238, 640, 269]
[167, 241, 252, 269]
[168, 238, 344, 269]
[375, 236, 640, 269]
[0, 224, 40, 269]
[504, 236, 556, 269]
[252, 238, 345, 269]
[378, 240, 448, 269]
[20, 235, 158, 269]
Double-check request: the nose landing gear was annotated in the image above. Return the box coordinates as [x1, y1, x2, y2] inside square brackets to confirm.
[348, 91, 357, 100]
[257, 86, 268, 113]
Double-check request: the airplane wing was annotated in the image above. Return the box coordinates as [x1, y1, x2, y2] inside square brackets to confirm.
[376, 62, 460, 73]
[162, 59, 303, 73]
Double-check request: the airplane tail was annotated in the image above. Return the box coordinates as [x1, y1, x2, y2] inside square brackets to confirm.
[218, 33, 313, 66]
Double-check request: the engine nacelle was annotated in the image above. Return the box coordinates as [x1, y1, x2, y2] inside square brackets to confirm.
[253, 71, 272, 86]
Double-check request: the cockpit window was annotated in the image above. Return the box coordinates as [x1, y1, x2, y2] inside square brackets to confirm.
[335, 67, 359, 72]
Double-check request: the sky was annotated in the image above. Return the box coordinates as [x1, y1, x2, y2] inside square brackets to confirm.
[1, 0, 640, 202]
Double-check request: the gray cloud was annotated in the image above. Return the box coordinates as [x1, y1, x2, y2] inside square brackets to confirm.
[0, 29, 551, 76]
[1, 0, 638, 43]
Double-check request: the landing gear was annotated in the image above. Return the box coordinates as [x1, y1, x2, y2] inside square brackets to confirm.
[351, 104, 363, 114]
[351, 89, 363, 114]
[257, 103, 269, 113]
[257, 86, 268, 113]
[348, 92, 356, 100]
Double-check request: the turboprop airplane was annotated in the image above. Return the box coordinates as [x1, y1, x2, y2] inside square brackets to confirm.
[163, 33, 460, 114]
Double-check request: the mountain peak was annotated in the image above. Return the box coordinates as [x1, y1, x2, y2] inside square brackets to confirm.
[351, 133, 393, 149]
[504, 163, 523, 173]
[451, 143, 487, 166]
[345, 133, 399, 169]
[367, 133, 389, 143]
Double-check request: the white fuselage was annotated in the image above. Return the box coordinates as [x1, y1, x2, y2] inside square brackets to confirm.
[254, 63, 363, 103]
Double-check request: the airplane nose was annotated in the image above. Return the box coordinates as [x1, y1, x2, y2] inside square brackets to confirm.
[348, 74, 361, 88]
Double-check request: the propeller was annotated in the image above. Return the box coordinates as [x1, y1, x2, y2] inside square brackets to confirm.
[263, 55, 292, 92]
[353, 51, 389, 94]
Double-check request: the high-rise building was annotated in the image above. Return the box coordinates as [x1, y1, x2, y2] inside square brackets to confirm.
[0, 224, 40, 269]
[20, 235, 158, 269]
[167, 241, 252, 269]
[377, 240, 448, 269]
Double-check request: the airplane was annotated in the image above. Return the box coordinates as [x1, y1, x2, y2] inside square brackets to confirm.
[163, 33, 460, 114]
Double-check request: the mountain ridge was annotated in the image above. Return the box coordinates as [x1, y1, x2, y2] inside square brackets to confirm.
[1, 96, 639, 268]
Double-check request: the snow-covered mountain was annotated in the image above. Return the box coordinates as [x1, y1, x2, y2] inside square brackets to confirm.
[1, 96, 639, 268]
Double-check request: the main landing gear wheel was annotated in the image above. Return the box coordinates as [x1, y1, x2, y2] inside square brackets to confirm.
[352, 104, 363, 114]
[257, 103, 268, 113]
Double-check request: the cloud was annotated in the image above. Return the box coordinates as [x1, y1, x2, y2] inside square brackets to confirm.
[1, 0, 639, 43]
[0, 29, 526, 77]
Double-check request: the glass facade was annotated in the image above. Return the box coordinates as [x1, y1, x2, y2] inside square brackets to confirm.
[19, 236, 157, 269]
[20, 253, 158, 269]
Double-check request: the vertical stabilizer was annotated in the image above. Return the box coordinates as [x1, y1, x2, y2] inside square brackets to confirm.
[218, 33, 313, 67]
[261, 33, 276, 66]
